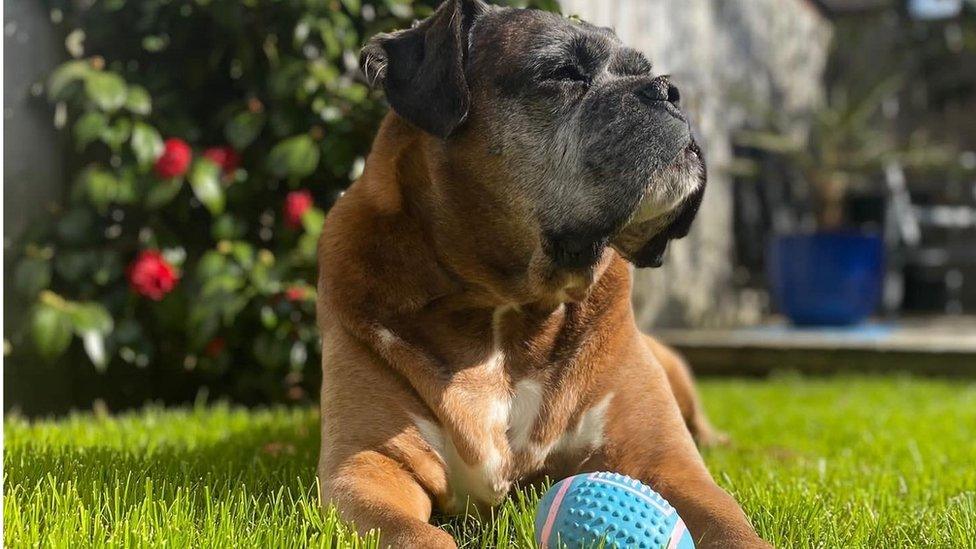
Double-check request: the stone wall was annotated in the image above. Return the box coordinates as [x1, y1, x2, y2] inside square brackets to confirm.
[4, 1, 67, 240]
[560, 0, 832, 328]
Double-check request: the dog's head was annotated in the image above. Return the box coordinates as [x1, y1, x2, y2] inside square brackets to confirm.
[362, 0, 705, 286]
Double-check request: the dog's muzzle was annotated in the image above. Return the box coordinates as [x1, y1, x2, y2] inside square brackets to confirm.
[611, 143, 706, 268]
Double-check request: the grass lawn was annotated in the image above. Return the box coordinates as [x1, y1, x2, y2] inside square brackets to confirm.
[5, 375, 976, 548]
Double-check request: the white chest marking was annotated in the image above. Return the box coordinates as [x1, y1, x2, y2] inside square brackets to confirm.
[408, 308, 614, 513]
[528, 392, 615, 461]
[412, 411, 509, 513]
[413, 392, 614, 513]
[553, 392, 614, 454]
[408, 308, 518, 514]
[507, 379, 545, 453]
[486, 305, 514, 372]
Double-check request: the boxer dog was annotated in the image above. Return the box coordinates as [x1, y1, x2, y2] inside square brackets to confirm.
[316, 1, 769, 547]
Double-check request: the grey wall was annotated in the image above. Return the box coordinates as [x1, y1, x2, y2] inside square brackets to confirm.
[4, 0, 67, 241]
[4, 1, 72, 414]
[562, 0, 832, 328]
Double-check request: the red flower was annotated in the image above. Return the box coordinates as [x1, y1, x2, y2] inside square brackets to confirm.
[203, 146, 241, 175]
[127, 250, 179, 301]
[204, 337, 226, 358]
[284, 286, 306, 302]
[154, 138, 192, 179]
[283, 190, 313, 229]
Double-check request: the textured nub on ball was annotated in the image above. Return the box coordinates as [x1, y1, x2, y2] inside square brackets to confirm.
[534, 472, 695, 549]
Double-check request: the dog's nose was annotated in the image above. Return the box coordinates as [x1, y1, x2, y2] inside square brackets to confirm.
[635, 76, 681, 107]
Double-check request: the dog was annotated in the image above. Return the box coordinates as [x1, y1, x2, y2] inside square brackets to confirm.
[316, 1, 769, 547]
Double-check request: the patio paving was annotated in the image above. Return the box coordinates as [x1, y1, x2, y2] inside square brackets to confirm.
[658, 316, 976, 376]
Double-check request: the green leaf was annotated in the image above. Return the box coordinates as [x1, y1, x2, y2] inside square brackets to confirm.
[260, 306, 278, 329]
[73, 112, 108, 150]
[231, 242, 255, 268]
[197, 251, 228, 281]
[225, 111, 265, 150]
[268, 61, 306, 100]
[32, 304, 74, 361]
[267, 134, 320, 180]
[301, 208, 326, 236]
[100, 118, 132, 152]
[83, 168, 119, 211]
[188, 159, 225, 215]
[530, 0, 561, 12]
[131, 122, 164, 167]
[201, 273, 245, 296]
[82, 330, 109, 371]
[297, 233, 319, 261]
[142, 35, 169, 52]
[68, 302, 114, 334]
[84, 72, 128, 112]
[47, 60, 91, 101]
[293, 16, 313, 47]
[14, 258, 52, 297]
[144, 178, 184, 209]
[211, 214, 245, 240]
[124, 84, 152, 115]
[290, 340, 308, 369]
[250, 261, 275, 293]
[114, 170, 138, 204]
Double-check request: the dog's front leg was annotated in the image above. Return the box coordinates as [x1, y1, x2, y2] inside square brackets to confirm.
[594, 356, 770, 548]
[323, 451, 456, 549]
[318, 326, 457, 549]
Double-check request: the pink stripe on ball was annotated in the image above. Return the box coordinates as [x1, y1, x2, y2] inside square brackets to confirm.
[667, 518, 688, 549]
[539, 478, 576, 549]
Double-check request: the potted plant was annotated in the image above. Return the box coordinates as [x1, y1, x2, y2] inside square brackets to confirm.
[735, 76, 952, 326]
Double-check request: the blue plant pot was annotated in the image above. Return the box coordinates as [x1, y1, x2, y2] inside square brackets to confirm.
[767, 232, 884, 326]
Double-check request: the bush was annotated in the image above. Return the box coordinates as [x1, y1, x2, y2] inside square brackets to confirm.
[5, 0, 560, 413]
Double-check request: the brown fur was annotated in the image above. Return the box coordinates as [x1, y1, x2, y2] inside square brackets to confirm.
[316, 114, 768, 548]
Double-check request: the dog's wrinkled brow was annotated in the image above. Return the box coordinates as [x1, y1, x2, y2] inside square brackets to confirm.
[527, 33, 612, 74]
[564, 35, 614, 70]
[486, 11, 653, 94]
[529, 31, 650, 78]
[610, 47, 653, 77]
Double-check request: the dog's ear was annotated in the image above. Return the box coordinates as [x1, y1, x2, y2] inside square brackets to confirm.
[631, 155, 707, 269]
[360, 0, 489, 139]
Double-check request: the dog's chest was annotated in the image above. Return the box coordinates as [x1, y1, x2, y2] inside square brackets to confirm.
[413, 308, 613, 515]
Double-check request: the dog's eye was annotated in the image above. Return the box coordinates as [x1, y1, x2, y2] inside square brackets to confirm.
[545, 65, 590, 85]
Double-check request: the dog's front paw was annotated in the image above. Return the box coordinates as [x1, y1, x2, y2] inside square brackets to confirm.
[692, 422, 730, 448]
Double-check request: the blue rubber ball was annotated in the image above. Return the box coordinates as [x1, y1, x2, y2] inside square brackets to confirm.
[535, 472, 695, 549]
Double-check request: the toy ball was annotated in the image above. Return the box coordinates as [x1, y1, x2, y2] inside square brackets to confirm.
[535, 472, 694, 549]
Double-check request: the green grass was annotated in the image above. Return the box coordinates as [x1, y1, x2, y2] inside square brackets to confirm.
[4, 376, 976, 548]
